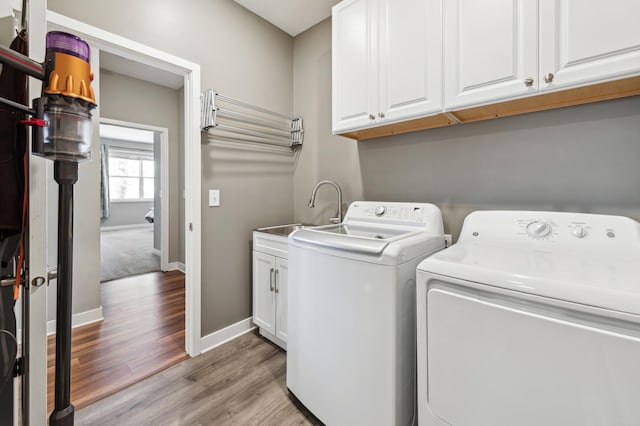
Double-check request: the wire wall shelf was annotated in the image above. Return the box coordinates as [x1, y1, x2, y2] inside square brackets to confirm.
[200, 89, 303, 149]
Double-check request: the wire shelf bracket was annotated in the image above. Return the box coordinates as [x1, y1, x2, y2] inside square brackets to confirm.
[200, 89, 303, 149]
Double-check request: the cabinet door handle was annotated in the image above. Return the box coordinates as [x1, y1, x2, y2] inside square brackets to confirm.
[544, 72, 554, 83]
[368, 114, 375, 120]
[274, 269, 280, 294]
[524, 77, 534, 87]
[269, 268, 275, 292]
[378, 112, 385, 119]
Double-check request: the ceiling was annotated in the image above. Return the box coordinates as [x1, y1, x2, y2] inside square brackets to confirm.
[233, 0, 341, 37]
[100, 50, 184, 90]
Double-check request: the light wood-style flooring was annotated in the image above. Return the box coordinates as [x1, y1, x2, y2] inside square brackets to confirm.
[75, 330, 320, 425]
[47, 270, 188, 411]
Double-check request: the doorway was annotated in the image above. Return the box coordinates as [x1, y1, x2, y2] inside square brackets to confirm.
[98, 119, 170, 281]
[24, 11, 202, 424]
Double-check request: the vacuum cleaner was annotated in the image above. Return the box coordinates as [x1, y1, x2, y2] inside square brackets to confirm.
[0, 30, 97, 426]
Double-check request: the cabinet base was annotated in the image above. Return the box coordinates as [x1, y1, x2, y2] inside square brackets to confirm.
[258, 328, 286, 350]
[338, 75, 640, 141]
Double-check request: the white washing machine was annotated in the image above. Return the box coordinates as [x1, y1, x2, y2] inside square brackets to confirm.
[416, 211, 640, 426]
[287, 201, 445, 426]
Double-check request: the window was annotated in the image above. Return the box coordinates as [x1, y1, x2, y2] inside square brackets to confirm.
[108, 148, 154, 201]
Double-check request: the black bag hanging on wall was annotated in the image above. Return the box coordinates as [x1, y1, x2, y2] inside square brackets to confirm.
[0, 31, 28, 266]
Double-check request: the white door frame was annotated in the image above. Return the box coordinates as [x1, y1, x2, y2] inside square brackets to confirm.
[99, 117, 170, 272]
[44, 12, 202, 356]
[26, 9, 202, 424]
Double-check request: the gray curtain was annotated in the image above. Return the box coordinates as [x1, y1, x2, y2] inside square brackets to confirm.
[100, 144, 110, 219]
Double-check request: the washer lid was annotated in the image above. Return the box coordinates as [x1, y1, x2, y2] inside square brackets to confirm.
[292, 224, 417, 256]
[419, 241, 640, 316]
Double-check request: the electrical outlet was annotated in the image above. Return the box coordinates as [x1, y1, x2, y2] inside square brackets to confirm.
[209, 189, 220, 207]
[444, 234, 452, 247]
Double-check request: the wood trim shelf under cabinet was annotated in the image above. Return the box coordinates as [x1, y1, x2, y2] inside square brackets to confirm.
[337, 76, 640, 141]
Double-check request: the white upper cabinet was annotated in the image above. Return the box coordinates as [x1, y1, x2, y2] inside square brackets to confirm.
[444, 0, 538, 109]
[332, 0, 377, 131]
[445, 0, 640, 110]
[379, 0, 443, 122]
[333, 0, 443, 133]
[539, 0, 640, 91]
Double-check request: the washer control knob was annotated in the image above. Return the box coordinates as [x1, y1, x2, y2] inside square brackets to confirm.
[572, 226, 587, 238]
[526, 221, 552, 239]
[375, 206, 387, 217]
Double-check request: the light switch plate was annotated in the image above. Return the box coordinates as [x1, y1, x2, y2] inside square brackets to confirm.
[209, 189, 220, 207]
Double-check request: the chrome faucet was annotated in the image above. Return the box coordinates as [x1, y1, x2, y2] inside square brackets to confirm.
[308, 180, 343, 224]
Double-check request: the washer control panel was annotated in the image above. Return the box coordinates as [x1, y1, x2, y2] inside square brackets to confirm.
[343, 202, 444, 233]
[375, 206, 387, 217]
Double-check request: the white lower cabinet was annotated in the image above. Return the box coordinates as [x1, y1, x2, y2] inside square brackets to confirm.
[253, 232, 289, 349]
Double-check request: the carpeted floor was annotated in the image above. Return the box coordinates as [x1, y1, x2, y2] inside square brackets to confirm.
[100, 227, 160, 282]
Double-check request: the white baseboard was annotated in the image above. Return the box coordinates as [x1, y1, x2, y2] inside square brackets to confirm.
[165, 262, 186, 273]
[152, 248, 161, 257]
[200, 317, 255, 354]
[47, 306, 104, 336]
[101, 223, 152, 231]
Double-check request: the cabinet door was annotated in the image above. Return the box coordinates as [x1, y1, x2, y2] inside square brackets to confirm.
[253, 251, 276, 335]
[539, 0, 640, 91]
[332, 0, 378, 132]
[444, 0, 538, 109]
[275, 258, 288, 343]
[379, 0, 443, 122]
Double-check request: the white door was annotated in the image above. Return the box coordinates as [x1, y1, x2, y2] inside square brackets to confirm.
[379, 0, 443, 122]
[444, 0, 538, 109]
[275, 258, 288, 343]
[539, 0, 640, 91]
[332, 0, 378, 132]
[252, 251, 276, 335]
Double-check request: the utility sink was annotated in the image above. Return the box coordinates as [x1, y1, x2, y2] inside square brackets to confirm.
[255, 223, 310, 237]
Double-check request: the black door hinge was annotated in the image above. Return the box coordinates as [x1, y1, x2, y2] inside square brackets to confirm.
[13, 357, 24, 377]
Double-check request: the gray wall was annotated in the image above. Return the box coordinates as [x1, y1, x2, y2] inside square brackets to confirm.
[359, 96, 640, 240]
[292, 18, 640, 241]
[100, 201, 153, 228]
[48, 0, 294, 336]
[293, 19, 364, 224]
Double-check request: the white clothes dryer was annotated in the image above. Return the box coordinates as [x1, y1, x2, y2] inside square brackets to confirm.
[287, 201, 445, 426]
[416, 211, 640, 426]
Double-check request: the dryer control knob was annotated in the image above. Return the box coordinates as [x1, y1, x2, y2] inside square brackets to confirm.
[526, 221, 552, 239]
[572, 226, 587, 238]
[375, 206, 387, 217]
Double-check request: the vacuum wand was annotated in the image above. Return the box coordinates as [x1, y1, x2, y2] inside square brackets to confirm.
[50, 161, 78, 426]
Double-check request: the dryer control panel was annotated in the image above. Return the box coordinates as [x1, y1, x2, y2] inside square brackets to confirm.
[459, 210, 640, 251]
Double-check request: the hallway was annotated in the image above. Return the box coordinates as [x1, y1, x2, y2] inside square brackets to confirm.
[47, 270, 186, 410]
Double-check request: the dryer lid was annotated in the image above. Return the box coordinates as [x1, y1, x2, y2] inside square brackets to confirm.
[418, 210, 640, 316]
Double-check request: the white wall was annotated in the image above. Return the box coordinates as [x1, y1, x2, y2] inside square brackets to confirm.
[48, 0, 294, 336]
